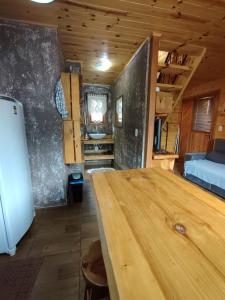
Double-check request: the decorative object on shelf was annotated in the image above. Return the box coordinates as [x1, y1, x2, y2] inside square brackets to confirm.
[115, 95, 123, 127]
[165, 50, 187, 65]
[157, 50, 188, 84]
[55, 79, 69, 119]
[156, 92, 173, 114]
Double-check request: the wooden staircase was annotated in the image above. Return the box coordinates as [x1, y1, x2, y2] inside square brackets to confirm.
[144, 35, 206, 168]
[157, 47, 206, 131]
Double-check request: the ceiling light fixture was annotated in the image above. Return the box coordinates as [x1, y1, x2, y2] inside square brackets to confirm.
[96, 57, 112, 72]
[31, 0, 55, 4]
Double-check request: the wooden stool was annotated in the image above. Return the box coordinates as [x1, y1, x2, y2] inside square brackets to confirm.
[82, 240, 109, 300]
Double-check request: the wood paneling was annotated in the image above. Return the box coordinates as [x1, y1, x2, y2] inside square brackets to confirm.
[1, 0, 225, 84]
[73, 120, 82, 163]
[71, 73, 81, 121]
[63, 120, 75, 163]
[185, 77, 225, 140]
[189, 131, 211, 152]
[62, 72, 83, 164]
[179, 99, 193, 158]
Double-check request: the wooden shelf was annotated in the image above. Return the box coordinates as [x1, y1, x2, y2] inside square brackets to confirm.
[158, 63, 191, 75]
[84, 154, 115, 161]
[157, 83, 183, 92]
[153, 153, 179, 160]
[155, 113, 168, 117]
[83, 138, 114, 145]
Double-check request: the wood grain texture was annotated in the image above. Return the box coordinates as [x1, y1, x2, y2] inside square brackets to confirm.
[73, 120, 83, 163]
[63, 120, 75, 164]
[1, 0, 225, 84]
[92, 168, 225, 300]
[180, 98, 194, 158]
[83, 138, 114, 145]
[62, 73, 83, 164]
[71, 73, 81, 121]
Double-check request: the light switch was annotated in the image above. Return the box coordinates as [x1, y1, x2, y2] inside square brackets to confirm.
[135, 129, 138, 137]
[218, 125, 223, 132]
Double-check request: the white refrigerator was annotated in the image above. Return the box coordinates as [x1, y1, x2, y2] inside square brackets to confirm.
[0, 96, 34, 256]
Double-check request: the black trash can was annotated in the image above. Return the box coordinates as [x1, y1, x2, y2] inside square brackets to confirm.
[67, 172, 84, 204]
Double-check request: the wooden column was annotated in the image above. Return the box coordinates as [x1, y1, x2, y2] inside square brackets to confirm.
[62, 72, 83, 164]
[145, 33, 161, 168]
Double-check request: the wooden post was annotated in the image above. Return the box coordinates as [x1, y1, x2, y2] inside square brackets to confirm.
[145, 33, 161, 168]
[71, 73, 83, 163]
[63, 120, 75, 163]
[62, 72, 83, 164]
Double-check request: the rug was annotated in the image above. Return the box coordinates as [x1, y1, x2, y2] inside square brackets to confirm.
[0, 257, 43, 300]
[87, 168, 115, 174]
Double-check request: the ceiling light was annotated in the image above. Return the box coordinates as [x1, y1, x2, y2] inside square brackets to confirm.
[31, 0, 55, 3]
[96, 57, 112, 72]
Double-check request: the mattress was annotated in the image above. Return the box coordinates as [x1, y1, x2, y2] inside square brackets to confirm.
[184, 159, 225, 190]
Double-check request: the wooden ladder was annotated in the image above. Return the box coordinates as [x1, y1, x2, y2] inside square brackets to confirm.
[159, 47, 206, 131]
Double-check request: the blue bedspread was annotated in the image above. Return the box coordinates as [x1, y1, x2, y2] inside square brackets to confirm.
[184, 159, 225, 190]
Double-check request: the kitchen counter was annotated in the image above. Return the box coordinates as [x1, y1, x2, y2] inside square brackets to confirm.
[92, 168, 225, 300]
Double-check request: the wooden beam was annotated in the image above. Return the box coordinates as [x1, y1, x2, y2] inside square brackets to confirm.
[145, 33, 161, 168]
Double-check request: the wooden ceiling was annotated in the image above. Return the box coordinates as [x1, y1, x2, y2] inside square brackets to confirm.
[0, 0, 225, 85]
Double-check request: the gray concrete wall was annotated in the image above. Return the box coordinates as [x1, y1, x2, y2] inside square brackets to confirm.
[0, 19, 76, 207]
[113, 39, 150, 169]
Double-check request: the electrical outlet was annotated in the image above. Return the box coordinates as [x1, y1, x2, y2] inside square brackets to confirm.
[135, 129, 138, 137]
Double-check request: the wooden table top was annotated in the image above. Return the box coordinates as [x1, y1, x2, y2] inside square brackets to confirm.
[92, 168, 225, 300]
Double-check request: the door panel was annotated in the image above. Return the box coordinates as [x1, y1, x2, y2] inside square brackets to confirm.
[180, 99, 193, 158]
[189, 131, 211, 153]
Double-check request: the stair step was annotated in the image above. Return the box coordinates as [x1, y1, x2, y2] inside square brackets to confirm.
[157, 83, 183, 92]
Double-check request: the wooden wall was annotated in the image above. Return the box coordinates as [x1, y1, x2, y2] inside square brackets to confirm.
[184, 77, 225, 140]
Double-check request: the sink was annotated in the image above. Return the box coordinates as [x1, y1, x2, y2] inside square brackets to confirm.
[89, 133, 106, 140]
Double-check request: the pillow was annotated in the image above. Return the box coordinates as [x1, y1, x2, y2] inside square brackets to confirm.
[206, 151, 225, 164]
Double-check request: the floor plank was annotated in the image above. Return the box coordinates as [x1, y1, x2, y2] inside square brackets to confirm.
[0, 180, 99, 300]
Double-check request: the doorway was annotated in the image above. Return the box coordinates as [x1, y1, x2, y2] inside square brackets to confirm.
[180, 92, 218, 160]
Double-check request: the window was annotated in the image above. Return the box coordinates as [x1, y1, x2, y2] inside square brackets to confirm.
[192, 96, 214, 132]
[87, 93, 107, 123]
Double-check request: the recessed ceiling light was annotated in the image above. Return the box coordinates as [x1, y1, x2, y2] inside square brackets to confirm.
[31, 0, 55, 3]
[96, 57, 112, 72]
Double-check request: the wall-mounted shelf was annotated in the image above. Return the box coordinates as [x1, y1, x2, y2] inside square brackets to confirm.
[84, 154, 115, 161]
[158, 63, 192, 75]
[157, 83, 183, 92]
[83, 138, 114, 145]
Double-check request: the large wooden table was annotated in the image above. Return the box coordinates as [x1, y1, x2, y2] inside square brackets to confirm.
[91, 168, 225, 300]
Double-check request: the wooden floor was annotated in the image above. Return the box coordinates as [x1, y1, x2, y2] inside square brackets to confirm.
[0, 180, 99, 300]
